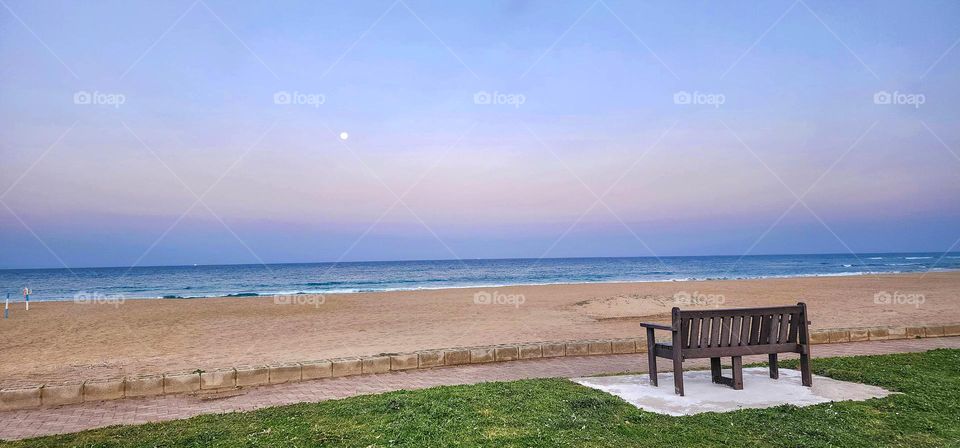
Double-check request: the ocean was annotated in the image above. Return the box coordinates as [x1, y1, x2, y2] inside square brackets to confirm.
[1, 252, 957, 301]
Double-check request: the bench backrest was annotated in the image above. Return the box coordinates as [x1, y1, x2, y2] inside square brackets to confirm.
[672, 304, 809, 350]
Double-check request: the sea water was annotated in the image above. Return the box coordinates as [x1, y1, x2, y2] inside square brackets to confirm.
[0, 252, 957, 301]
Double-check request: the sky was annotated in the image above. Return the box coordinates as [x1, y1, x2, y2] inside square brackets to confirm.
[1, 0, 959, 269]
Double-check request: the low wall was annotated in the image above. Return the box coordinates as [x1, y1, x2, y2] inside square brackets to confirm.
[1, 323, 958, 411]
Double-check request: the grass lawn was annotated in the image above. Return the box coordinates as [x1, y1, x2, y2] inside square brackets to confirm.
[4, 349, 960, 447]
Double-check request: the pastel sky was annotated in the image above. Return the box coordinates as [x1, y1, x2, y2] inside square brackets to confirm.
[1, 0, 959, 269]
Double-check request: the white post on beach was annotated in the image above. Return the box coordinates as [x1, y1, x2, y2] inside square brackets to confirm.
[4, 294, 8, 319]
[23, 287, 29, 311]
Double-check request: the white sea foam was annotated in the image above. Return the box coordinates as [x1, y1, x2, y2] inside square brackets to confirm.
[110, 271, 912, 300]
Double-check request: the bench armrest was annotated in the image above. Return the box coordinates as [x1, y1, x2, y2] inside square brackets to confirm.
[639, 323, 674, 331]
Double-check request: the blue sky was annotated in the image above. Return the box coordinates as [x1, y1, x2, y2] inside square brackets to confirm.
[1, 0, 959, 268]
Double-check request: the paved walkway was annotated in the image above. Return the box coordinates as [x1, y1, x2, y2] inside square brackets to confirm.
[2, 337, 958, 441]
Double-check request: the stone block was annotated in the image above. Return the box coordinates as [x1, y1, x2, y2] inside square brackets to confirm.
[331, 358, 362, 377]
[924, 326, 945, 337]
[905, 326, 926, 338]
[125, 375, 164, 397]
[269, 364, 302, 384]
[944, 324, 960, 337]
[809, 330, 831, 345]
[828, 330, 850, 344]
[887, 327, 908, 340]
[611, 339, 636, 354]
[470, 347, 495, 363]
[42, 383, 83, 407]
[495, 346, 519, 361]
[868, 327, 891, 340]
[849, 329, 869, 342]
[83, 379, 125, 402]
[518, 344, 542, 359]
[541, 343, 565, 357]
[362, 356, 391, 374]
[635, 338, 649, 353]
[390, 353, 419, 371]
[0, 387, 41, 411]
[444, 349, 470, 366]
[235, 366, 270, 387]
[164, 373, 200, 394]
[200, 369, 236, 390]
[301, 361, 332, 380]
[566, 341, 589, 356]
[418, 351, 445, 368]
[588, 341, 612, 355]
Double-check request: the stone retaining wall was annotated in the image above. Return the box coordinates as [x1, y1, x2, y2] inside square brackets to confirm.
[1, 323, 957, 411]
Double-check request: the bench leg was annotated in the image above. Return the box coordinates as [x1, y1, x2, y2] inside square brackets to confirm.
[731, 356, 744, 390]
[673, 357, 684, 396]
[710, 357, 722, 384]
[646, 328, 658, 387]
[800, 352, 812, 387]
[768, 353, 779, 379]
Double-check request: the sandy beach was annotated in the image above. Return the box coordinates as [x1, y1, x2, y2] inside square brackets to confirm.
[1, 271, 958, 388]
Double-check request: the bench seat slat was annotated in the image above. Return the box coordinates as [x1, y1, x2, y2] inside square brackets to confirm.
[768, 314, 780, 344]
[680, 317, 691, 349]
[777, 313, 790, 343]
[749, 315, 762, 345]
[680, 343, 804, 359]
[731, 315, 743, 346]
[720, 316, 732, 347]
[688, 317, 697, 348]
[759, 314, 772, 345]
[699, 317, 710, 348]
[710, 316, 722, 347]
[774, 314, 783, 344]
[738, 315, 750, 346]
[788, 312, 800, 343]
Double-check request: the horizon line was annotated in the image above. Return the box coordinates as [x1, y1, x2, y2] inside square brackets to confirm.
[2, 250, 957, 272]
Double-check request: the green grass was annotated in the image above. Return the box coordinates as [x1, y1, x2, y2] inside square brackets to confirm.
[5, 349, 960, 447]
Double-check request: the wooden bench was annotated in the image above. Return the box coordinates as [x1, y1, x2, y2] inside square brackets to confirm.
[640, 303, 812, 396]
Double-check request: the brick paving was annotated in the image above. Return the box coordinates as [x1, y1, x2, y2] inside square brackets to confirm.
[1, 337, 958, 441]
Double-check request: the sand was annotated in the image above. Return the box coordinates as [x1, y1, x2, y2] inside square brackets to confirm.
[0, 271, 958, 388]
